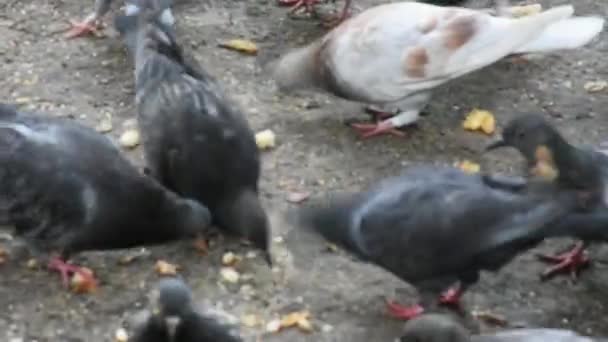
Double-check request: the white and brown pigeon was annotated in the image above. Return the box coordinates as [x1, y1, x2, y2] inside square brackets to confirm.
[272, 2, 604, 138]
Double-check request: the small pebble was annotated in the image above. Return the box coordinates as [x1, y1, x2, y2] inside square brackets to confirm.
[220, 267, 240, 283]
[241, 314, 260, 328]
[95, 119, 113, 133]
[222, 252, 240, 266]
[265, 319, 281, 333]
[255, 129, 276, 150]
[119, 129, 140, 149]
[321, 324, 334, 333]
[115, 328, 128, 342]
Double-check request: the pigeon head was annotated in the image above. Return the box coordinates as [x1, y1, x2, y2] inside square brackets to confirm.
[115, 0, 177, 60]
[400, 314, 468, 342]
[486, 114, 567, 182]
[123, 0, 175, 25]
[172, 198, 212, 237]
[219, 190, 272, 266]
[157, 277, 194, 317]
[486, 114, 563, 159]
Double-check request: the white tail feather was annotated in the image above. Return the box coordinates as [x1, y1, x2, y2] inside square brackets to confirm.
[515, 16, 605, 53]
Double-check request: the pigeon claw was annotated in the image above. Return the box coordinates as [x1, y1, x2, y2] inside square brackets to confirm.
[386, 300, 425, 321]
[350, 121, 406, 139]
[364, 107, 395, 121]
[439, 286, 463, 307]
[536, 242, 590, 281]
[65, 19, 101, 39]
[278, 0, 319, 14]
[47, 257, 97, 289]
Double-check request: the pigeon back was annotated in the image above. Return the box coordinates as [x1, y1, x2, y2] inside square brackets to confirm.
[0, 107, 211, 256]
[119, 8, 270, 254]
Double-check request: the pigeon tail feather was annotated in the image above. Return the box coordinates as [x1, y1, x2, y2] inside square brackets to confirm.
[514, 16, 604, 54]
[485, 5, 574, 57]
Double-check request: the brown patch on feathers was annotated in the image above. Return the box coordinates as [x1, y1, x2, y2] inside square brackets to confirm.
[443, 15, 477, 50]
[404, 46, 429, 78]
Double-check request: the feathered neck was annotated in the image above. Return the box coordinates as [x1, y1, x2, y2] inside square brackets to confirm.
[272, 39, 324, 92]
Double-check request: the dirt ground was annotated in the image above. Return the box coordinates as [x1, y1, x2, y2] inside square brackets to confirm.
[0, 0, 608, 341]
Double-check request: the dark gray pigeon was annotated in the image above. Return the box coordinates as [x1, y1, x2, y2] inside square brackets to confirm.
[0, 103, 211, 289]
[114, 5, 272, 265]
[486, 114, 608, 280]
[131, 277, 243, 342]
[295, 165, 582, 320]
[400, 314, 607, 341]
[65, 0, 174, 39]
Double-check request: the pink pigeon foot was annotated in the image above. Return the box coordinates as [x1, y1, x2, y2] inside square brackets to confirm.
[48, 256, 97, 289]
[65, 18, 101, 39]
[364, 107, 394, 121]
[350, 120, 406, 139]
[386, 300, 425, 320]
[537, 242, 590, 281]
[439, 285, 464, 307]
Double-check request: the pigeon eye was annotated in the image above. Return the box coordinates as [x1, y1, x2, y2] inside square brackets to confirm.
[517, 131, 525, 140]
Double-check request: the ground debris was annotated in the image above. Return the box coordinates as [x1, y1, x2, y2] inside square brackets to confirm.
[455, 160, 481, 174]
[154, 260, 180, 276]
[218, 39, 258, 55]
[286, 191, 311, 204]
[255, 129, 276, 150]
[584, 80, 608, 93]
[472, 309, 508, 326]
[463, 109, 495, 135]
[70, 267, 97, 294]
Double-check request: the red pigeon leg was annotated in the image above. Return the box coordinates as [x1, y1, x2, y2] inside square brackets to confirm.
[350, 121, 406, 139]
[386, 300, 425, 321]
[65, 14, 102, 39]
[438, 284, 464, 307]
[536, 241, 590, 281]
[48, 256, 97, 289]
[351, 109, 419, 139]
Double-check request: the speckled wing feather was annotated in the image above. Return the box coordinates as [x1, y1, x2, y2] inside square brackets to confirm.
[299, 166, 580, 292]
[274, 2, 603, 105]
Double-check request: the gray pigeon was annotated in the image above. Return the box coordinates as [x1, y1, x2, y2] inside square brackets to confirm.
[400, 314, 607, 342]
[0, 103, 211, 289]
[65, 0, 174, 39]
[295, 165, 583, 320]
[486, 114, 608, 280]
[131, 278, 243, 342]
[272, 2, 603, 138]
[114, 4, 272, 264]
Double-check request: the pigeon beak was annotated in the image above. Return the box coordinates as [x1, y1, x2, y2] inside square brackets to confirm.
[263, 251, 273, 268]
[485, 139, 508, 151]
